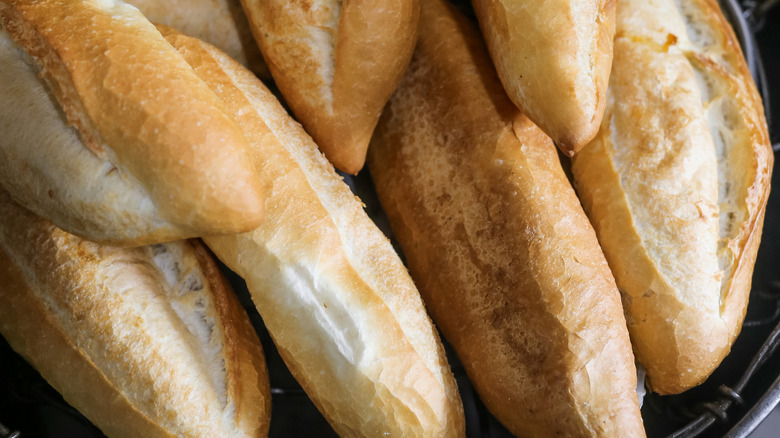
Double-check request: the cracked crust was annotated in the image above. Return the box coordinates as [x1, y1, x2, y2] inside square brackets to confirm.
[0, 28, 195, 246]
[0, 190, 271, 438]
[368, 0, 645, 436]
[472, 0, 615, 155]
[157, 27, 465, 437]
[126, 0, 270, 78]
[0, 0, 265, 239]
[571, 0, 772, 394]
[240, 0, 420, 174]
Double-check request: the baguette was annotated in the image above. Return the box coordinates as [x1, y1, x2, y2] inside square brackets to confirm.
[125, 0, 270, 78]
[0, 189, 271, 438]
[472, 0, 615, 155]
[0, 0, 265, 243]
[157, 27, 465, 437]
[0, 28, 189, 246]
[571, 0, 773, 394]
[367, 0, 645, 436]
[240, 0, 420, 174]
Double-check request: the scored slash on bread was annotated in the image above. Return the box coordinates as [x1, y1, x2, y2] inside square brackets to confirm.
[368, 0, 645, 436]
[0, 0, 265, 244]
[472, 0, 616, 155]
[0, 189, 271, 438]
[0, 27, 218, 246]
[571, 0, 773, 394]
[240, 0, 420, 174]
[157, 26, 466, 436]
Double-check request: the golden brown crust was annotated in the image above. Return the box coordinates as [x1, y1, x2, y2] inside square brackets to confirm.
[159, 27, 464, 436]
[472, 0, 615, 155]
[571, 0, 773, 394]
[367, 0, 644, 436]
[0, 28, 199, 246]
[125, 0, 270, 77]
[0, 245, 168, 438]
[240, 0, 420, 174]
[0, 0, 265, 236]
[0, 190, 271, 437]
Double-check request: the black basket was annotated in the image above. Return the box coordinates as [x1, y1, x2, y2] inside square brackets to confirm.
[1, 1, 779, 437]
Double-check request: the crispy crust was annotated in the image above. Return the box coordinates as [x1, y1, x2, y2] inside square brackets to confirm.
[125, 0, 270, 77]
[240, 0, 420, 174]
[0, 0, 264, 235]
[158, 28, 464, 436]
[472, 0, 616, 155]
[192, 242, 272, 437]
[571, 0, 773, 394]
[0, 28, 213, 246]
[0, 241, 167, 438]
[0, 190, 271, 437]
[367, 0, 645, 436]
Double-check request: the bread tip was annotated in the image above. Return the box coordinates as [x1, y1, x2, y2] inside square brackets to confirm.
[192, 189, 265, 236]
[556, 126, 598, 156]
[326, 148, 368, 176]
[555, 140, 577, 157]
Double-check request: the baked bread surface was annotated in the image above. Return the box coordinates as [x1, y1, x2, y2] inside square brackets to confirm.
[240, 0, 420, 174]
[0, 190, 271, 438]
[158, 27, 465, 437]
[472, 0, 616, 154]
[571, 0, 773, 394]
[0, 0, 265, 236]
[368, 0, 645, 436]
[125, 0, 269, 77]
[0, 28, 195, 246]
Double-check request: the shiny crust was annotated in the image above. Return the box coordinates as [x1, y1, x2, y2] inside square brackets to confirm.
[0, 0, 264, 236]
[472, 0, 615, 155]
[125, 0, 270, 77]
[571, 0, 773, 394]
[367, 0, 644, 436]
[240, 0, 420, 174]
[0, 190, 271, 438]
[158, 28, 465, 436]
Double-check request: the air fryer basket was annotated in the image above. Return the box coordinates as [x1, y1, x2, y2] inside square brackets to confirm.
[1, 1, 779, 437]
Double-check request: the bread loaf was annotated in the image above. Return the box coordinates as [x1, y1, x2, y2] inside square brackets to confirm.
[0, 0, 265, 243]
[368, 0, 645, 436]
[240, 0, 420, 174]
[0, 189, 271, 438]
[472, 0, 615, 155]
[0, 28, 190, 246]
[125, 0, 270, 77]
[571, 0, 773, 394]
[157, 26, 465, 437]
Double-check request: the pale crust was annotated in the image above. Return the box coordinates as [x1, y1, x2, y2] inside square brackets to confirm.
[472, 0, 615, 155]
[0, 0, 265, 235]
[190, 242, 272, 437]
[571, 0, 773, 394]
[0, 190, 271, 438]
[157, 28, 465, 436]
[240, 0, 420, 174]
[367, 0, 645, 436]
[125, 0, 270, 77]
